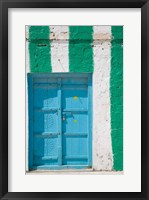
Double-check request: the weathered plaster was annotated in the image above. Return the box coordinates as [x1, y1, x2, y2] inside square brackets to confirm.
[26, 26, 30, 73]
[93, 26, 113, 170]
[50, 25, 69, 40]
[50, 26, 69, 72]
[25, 27, 30, 171]
[29, 26, 51, 72]
[69, 26, 93, 72]
[111, 26, 123, 170]
[93, 33, 111, 41]
[25, 26, 123, 171]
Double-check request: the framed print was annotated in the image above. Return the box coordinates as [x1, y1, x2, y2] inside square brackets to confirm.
[0, 0, 148, 199]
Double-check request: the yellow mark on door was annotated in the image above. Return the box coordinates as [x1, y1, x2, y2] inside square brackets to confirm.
[74, 120, 78, 123]
[73, 96, 78, 100]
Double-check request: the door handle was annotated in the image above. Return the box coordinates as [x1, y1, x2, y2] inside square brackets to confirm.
[62, 112, 72, 121]
[62, 115, 66, 121]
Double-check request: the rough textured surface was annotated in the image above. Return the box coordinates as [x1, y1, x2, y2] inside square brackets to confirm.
[27, 170, 123, 175]
[26, 26, 123, 171]
[111, 26, 123, 171]
[69, 26, 93, 72]
[50, 26, 69, 72]
[29, 26, 49, 40]
[26, 26, 30, 73]
[93, 26, 113, 170]
[29, 26, 51, 72]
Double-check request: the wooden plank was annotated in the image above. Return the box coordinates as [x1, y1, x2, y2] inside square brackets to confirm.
[28, 74, 34, 169]
[58, 78, 62, 165]
[88, 74, 92, 167]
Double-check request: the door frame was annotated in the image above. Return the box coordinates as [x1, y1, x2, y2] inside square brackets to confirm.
[27, 73, 92, 170]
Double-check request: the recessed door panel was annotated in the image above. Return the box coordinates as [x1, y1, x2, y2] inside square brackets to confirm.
[62, 113, 88, 134]
[34, 87, 58, 109]
[62, 89, 88, 110]
[62, 136, 88, 165]
[33, 111, 58, 133]
[33, 137, 59, 166]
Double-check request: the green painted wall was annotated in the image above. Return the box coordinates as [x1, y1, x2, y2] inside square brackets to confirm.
[27, 26, 123, 171]
[111, 26, 123, 171]
[29, 26, 51, 72]
[69, 26, 93, 72]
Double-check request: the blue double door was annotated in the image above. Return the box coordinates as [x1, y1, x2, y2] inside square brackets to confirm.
[28, 73, 92, 170]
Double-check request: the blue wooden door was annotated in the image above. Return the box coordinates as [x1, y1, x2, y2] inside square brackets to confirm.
[28, 73, 92, 170]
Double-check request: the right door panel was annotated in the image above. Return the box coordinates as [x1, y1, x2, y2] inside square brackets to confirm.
[62, 77, 89, 166]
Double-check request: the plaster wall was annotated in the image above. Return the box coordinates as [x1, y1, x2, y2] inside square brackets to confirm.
[26, 26, 123, 171]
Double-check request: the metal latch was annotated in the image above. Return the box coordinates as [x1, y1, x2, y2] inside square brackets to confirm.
[62, 115, 66, 121]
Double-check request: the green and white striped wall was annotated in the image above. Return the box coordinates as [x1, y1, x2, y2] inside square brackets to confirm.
[26, 26, 123, 171]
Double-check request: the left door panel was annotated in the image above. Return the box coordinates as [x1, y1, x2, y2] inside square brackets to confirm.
[28, 75, 59, 169]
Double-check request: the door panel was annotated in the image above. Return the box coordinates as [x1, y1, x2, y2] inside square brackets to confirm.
[61, 78, 88, 166]
[28, 74, 92, 169]
[62, 77, 87, 85]
[62, 89, 88, 110]
[62, 136, 88, 165]
[62, 113, 88, 133]
[32, 81, 59, 166]
[33, 137, 58, 165]
[33, 111, 58, 133]
[34, 87, 58, 109]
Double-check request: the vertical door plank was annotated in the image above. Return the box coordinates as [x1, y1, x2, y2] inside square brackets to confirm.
[28, 74, 34, 169]
[58, 78, 62, 165]
[88, 74, 92, 166]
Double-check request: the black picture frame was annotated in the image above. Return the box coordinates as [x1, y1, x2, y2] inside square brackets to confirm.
[0, 0, 148, 199]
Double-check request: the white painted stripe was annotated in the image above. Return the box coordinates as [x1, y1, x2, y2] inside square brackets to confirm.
[26, 26, 30, 73]
[93, 26, 113, 170]
[50, 26, 69, 72]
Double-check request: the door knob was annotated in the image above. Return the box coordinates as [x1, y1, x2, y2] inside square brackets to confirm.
[62, 115, 66, 121]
